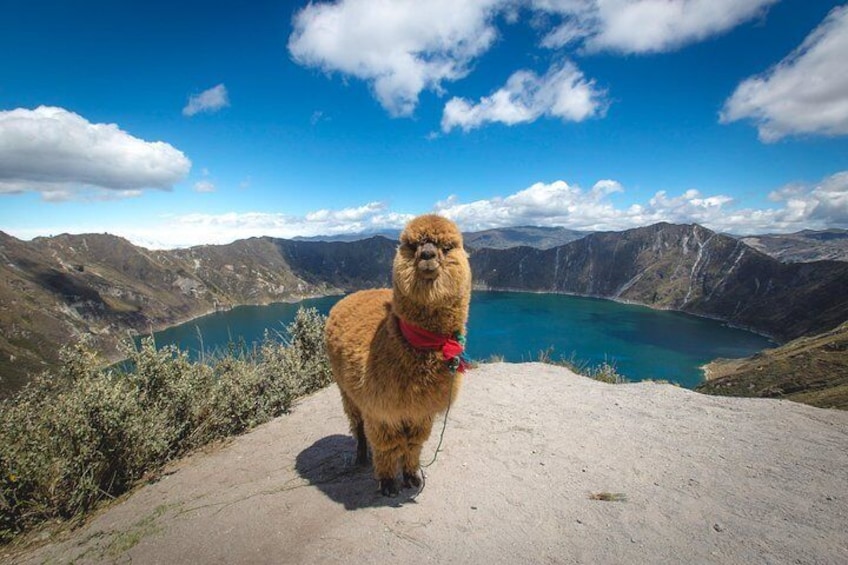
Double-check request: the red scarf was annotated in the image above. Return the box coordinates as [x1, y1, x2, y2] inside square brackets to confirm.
[397, 317, 469, 373]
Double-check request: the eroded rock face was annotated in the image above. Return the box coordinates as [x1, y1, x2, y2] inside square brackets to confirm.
[0, 232, 396, 395]
[741, 229, 848, 263]
[471, 223, 848, 342]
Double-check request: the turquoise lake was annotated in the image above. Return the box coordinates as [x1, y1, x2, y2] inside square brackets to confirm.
[146, 291, 774, 389]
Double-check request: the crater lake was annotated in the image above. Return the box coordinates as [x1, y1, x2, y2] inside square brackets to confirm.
[144, 291, 774, 389]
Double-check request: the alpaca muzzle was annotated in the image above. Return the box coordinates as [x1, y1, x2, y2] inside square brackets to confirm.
[417, 242, 440, 275]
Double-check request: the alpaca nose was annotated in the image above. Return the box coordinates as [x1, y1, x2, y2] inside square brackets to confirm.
[419, 242, 437, 260]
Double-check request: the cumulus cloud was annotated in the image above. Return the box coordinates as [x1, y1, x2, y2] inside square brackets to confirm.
[288, 0, 506, 116]
[112, 202, 414, 249]
[286, 0, 781, 128]
[766, 171, 848, 227]
[193, 180, 216, 193]
[442, 60, 607, 132]
[435, 172, 848, 234]
[182, 84, 230, 117]
[435, 179, 630, 231]
[534, 0, 778, 54]
[10, 172, 847, 248]
[0, 106, 191, 198]
[720, 6, 848, 142]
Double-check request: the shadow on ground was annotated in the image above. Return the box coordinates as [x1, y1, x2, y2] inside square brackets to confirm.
[295, 434, 420, 510]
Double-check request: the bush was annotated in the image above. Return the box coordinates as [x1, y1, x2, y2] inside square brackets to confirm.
[541, 350, 629, 384]
[583, 360, 628, 384]
[0, 307, 331, 542]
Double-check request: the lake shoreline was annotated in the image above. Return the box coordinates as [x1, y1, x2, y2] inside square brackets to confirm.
[147, 290, 773, 389]
[137, 286, 780, 353]
[130, 291, 345, 340]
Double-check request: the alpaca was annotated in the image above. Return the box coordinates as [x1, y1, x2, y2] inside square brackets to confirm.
[324, 214, 472, 496]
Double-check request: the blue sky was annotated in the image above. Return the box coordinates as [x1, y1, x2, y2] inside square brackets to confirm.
[1, 0, 847, 248]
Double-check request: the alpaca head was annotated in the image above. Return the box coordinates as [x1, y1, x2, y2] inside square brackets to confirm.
[392, 214, 471, 310]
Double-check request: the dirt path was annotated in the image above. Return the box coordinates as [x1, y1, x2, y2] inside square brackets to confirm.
[9, 363, 848, 564]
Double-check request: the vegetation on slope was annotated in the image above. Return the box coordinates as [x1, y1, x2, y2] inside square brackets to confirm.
[0, 231, 394, 397]
[740, 229, 848, 263]
[698, 322, 848, 409]
[0, 308, 331, 542]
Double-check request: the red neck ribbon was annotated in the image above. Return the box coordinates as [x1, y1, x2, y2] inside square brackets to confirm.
[397, 317, 469, 374]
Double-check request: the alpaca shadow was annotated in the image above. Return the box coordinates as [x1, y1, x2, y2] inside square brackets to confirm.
[295, 434, 419, 510]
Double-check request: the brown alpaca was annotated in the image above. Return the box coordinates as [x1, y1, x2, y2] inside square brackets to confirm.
[324, 214, 472, 496]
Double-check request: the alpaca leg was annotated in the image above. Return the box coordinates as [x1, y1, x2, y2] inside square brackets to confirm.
[338, 389, 368, 466]
[354, 420, 368, 466]
[365, 420, 404, 496]
[401, 418, 434, 489]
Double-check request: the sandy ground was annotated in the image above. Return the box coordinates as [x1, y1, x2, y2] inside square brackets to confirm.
[8, 362, 848, 564]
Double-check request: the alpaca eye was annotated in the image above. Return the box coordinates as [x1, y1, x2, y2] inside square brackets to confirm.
[442, 245, 453, 253]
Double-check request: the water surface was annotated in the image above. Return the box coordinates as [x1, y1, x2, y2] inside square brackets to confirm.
[147, 291, 774, 388]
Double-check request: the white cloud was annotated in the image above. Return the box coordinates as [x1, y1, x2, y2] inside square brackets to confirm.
[442, 60, 607, 132]
[133, 173, 845, 247]
[766, 171, 848, 227]
[435, 179, 630, 231]
[193, 180, 216, 193]
[182, 84, 230, 117]
[0, 106, 191, 198]
[10, 173, 846, 248]
[39, 188, 146, 203]
[286, 0, 779, 128]
[108, 202, 414, 249]
[288, 0, 507, 116]
[435, 172, 848, 234]
[720, 5, 848, 142]
[535, 0, 778, 54]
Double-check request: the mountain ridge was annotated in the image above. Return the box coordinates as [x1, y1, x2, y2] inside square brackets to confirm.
[293, 225, 588, 250]
[1, 223, 846, 397]
[471, 223, 848, 341]
[740, 228, 848, 263]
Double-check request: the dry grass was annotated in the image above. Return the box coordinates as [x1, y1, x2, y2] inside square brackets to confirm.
[0, 307, 331, 543]
[589, 492, 628, 502]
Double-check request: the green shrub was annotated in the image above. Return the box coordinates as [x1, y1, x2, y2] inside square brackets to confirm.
[540, 350, 629, 384]
[0, 307, 331, 542]
[584, 360, 628, 384]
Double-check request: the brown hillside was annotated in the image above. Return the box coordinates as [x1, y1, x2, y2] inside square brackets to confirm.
[699, 322, 848, 409]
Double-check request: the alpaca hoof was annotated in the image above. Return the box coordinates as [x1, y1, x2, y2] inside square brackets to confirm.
[402, 471, 421, 489]
[380, 478, 399, 497]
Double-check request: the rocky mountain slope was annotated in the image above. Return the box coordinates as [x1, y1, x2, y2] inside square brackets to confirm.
[471, 223, 848, 342]
[295, 225, 587, 250]
[0, 232, 394, 395]
[464, 225, 587, 250]
[2, 222, 847, 397]
[698, 321, 848, 409]
[740, 229, 848, 263]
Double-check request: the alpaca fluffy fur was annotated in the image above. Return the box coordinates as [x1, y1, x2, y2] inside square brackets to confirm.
[324, 214, 472, 496]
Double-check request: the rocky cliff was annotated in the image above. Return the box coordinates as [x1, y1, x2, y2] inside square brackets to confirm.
[471, 223, 848, 342]
[0, 232, 394, 395]
[740, 229, 848, 263]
